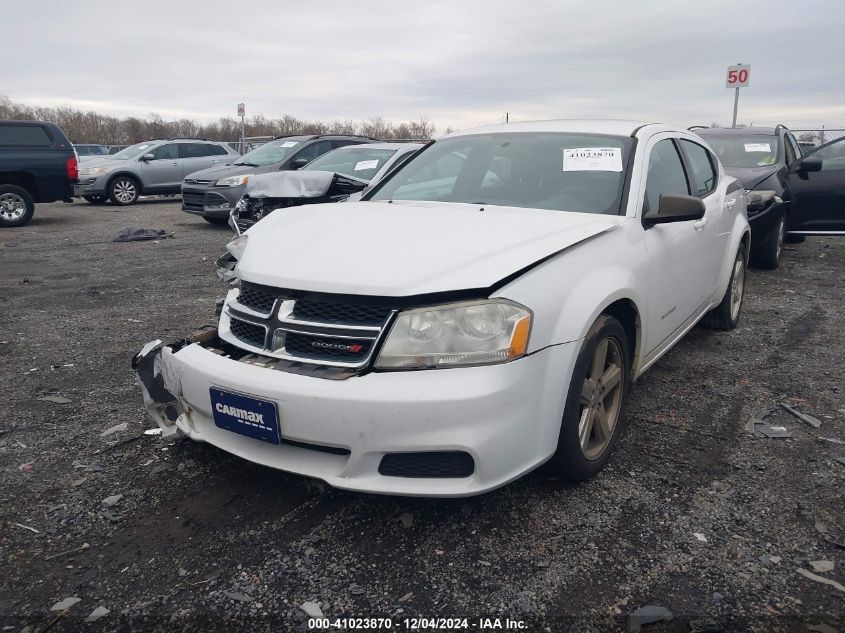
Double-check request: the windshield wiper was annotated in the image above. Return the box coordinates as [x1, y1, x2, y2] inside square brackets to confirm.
[233, 161, 258, 167]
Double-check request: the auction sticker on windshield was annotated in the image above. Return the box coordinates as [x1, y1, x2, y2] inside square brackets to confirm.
[563, 147, 622, 172]
[354, 160, 379, 171]
[210, 388, 280, 445]
[744, 143, 772, 152]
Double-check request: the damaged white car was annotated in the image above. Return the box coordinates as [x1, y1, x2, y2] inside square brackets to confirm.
[135, 120, 749, 497]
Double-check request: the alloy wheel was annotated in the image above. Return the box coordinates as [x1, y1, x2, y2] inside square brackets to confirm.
[113, 179, 137, 204]
[730, 251, 746, 322]
[0, 192, 26, 221]
[578, 336, 624, 460]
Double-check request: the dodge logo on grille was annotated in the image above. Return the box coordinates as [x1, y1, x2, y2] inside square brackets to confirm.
[312, 341, 365, 353]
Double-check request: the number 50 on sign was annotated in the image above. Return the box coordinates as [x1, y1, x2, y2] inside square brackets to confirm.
[726, 65, 750, 88]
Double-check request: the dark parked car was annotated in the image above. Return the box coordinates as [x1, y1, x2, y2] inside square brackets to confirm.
[694, 125, 845, 268]
[0, 120, 77, 227]
[181, 134, 375, 224]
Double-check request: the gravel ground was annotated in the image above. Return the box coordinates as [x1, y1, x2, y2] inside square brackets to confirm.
[1, 200, 843, 633]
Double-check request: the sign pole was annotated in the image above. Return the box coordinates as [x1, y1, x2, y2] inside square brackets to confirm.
[237, 103, 246, 154]
[731, 87, 739, 128]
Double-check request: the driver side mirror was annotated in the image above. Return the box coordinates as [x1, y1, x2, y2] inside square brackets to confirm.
[290, 158, 309, 169]
[793, 155, 822, 173]
[140, 153, 155, 161]
[643, 194, 705, 227]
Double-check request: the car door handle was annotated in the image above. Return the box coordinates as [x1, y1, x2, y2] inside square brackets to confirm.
[726, 199, 737, 208]
[693, 218, 708, 230]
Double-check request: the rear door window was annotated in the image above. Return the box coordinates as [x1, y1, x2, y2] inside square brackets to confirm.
[179, 143, 227, 158]
[0, 125, 53, 146]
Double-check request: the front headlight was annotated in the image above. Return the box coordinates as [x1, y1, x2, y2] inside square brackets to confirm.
[216, 174, 250, 187]
[78, 166, 109, 176]
[225, 234, 248, 259]
[375, 299, 532, 369]
[744, 189, 782, 213]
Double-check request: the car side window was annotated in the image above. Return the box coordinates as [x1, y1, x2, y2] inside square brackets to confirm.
[0, 124, 52, 146]
[679, 140, 717, 197]
[644, 139, 689, 213]
[786, 134, 801, 160]
[150, 143, 177, 160]
[784, 136, 796, 165]
[811, 137, 845, 171]
[178, 143, 213, 159]
[295, 141, 333, 163]
[208, 144, 229, 156]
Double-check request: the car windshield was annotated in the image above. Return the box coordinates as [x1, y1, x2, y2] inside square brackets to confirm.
[701, 134, 780, 168]
[304, 147, 397, 181]
[234, 139, 302, 167]
[368, 132, 632, 214]
[109, 142, 156, 160]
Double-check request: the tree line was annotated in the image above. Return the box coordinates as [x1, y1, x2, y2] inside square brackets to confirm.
[0, 95, 441, 144]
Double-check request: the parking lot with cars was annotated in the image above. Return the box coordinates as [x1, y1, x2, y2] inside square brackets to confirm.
[1, 198, 842, 631]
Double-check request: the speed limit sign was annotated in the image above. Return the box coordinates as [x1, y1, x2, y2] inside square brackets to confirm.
[726, 64, 750, 88]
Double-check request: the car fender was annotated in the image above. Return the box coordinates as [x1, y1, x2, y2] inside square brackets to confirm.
[494, 225, 648, 361]
[712, 193, 751, 304]
[106, 170, 145, 194]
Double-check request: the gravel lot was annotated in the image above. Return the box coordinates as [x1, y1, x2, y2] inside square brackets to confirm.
[1, 199, 843, 633]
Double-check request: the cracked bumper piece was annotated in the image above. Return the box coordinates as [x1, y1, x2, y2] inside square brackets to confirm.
[134, 336, 578, 497]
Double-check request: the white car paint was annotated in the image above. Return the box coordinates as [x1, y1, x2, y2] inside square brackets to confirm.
[136, 119, 749, 497]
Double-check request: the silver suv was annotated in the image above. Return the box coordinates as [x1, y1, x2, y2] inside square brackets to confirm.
[74, 138, 238, 205]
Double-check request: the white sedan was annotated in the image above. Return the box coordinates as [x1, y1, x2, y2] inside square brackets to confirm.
[135, 119, 749, 497]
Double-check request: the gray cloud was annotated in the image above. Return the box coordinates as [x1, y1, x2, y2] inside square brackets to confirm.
[2, 0, 844, 132]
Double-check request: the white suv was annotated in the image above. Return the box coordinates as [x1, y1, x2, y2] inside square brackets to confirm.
[135, 120, 749, 497]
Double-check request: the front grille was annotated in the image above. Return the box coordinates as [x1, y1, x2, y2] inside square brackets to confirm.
[283, 331, 372, 362]
[237, 282, 276, 314]
[379, 452, 475, 478]
[182, 192, 205, 209]
[224, 285, 396, 371]
[229, 317, 266, 348]
[292, 299, 392, 327]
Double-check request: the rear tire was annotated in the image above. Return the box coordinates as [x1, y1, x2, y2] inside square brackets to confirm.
[701, 242, 747, 330]
[108, 176, 140, 206]
[546, 314, 631, 480]
[203, 216, 229, 225]
[749, 212, 784, 270]
[83, 195, 108, 205]
[0, 185, 36, 227]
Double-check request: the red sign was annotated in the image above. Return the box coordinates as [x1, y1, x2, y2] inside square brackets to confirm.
[726, 65, 750, 88]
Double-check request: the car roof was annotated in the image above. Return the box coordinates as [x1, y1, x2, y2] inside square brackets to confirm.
[695, 126, 781, 136]
[449, 119, 655, 138]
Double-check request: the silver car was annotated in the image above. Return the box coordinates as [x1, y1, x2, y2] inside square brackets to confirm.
[74, 139, 238, 205]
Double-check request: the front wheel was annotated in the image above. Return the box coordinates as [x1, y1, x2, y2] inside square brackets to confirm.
[0, 185, 36, 227]
[701, 242, 747, 330]
[546, 314, 630, 480]
[108, 177, 140, 206]
[749, 212, 784, 270]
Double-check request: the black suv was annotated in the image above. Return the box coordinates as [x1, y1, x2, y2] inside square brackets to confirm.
[181, 134, 375, 224]
[0, 120, 77, 227]
[694, 125, 845, 269]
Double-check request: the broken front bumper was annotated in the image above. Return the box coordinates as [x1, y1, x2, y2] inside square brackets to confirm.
[133, 332, 578, 497]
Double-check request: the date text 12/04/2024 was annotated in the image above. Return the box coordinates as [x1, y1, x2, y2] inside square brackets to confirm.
[307, 617, 528, 630]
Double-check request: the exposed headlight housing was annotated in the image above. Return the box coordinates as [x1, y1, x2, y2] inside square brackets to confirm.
[744, 189, 782, 214]
[215, 174, 250, 187]
[225, 234, 248, 259]
[78, 166, 109, 176]
[375, 299, 532, 370]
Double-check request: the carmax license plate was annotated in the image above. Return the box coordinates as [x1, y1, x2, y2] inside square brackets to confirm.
[210, 388, 280, 445]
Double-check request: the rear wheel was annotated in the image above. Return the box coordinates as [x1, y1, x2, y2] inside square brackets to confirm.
[546, 314, 630, 480]
[0, 185, 35, 227]
[701, 242, 747, 330]
[749, 212, 784, 270]
[83, 195, 108, 205]
[108, 176, 140, 206]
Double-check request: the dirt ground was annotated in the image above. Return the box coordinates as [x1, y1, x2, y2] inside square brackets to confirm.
[0, 199, 843, 633]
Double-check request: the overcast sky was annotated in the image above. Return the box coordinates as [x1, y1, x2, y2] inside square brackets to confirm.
[3, 0, 844, 133]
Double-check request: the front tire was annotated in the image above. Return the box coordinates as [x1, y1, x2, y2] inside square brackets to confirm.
[546, 314, 631, 480]
[701, 242, 747, 330]
[0, 185, 36, 227]
[108, 176, 140, 206]
[749, 212, 784, 270]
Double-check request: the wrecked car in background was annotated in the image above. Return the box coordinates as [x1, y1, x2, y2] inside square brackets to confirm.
[230, 142, 423, 234]
[135, 119, 749, 497]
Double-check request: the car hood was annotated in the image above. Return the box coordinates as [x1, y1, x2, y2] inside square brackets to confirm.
[185, 162, 276, 181]
[723, 165, 782, 190]
[236, 200, 627, 296]
[78, 157, 121, 170]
